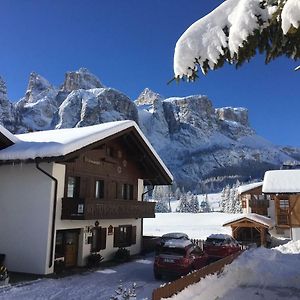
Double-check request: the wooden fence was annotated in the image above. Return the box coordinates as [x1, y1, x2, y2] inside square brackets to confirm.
[152, 251, 242, 300]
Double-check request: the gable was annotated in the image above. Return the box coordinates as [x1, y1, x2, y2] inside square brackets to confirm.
[0, 121, 173, 185]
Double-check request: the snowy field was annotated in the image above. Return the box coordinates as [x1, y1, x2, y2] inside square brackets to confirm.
[1, 212, 299, 299]
[144, 212, 238, 239]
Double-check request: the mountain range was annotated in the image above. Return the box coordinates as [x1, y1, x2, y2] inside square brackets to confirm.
[0, 68, 299, 192]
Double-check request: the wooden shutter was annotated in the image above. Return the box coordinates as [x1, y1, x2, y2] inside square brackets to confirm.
[114, 227, 120, 247]
[100, 227, 107, 250]
[131, 226, 136, 245]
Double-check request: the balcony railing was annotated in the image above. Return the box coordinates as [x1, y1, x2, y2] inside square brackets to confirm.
[61, 198, 155, 220]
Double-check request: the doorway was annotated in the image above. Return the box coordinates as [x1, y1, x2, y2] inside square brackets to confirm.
[55, 229, 80, 268]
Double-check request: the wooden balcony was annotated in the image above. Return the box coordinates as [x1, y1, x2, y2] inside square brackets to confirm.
[61, 197, 155, 220]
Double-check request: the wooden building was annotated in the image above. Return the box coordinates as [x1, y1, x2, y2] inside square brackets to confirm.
[263, 170, 300, 240]
[238, 182, 271, 216]
[0, 121, 173, 274]
[223, 214, 274, 247]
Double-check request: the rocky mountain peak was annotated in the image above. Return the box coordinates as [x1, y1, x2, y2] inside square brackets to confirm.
[166, 95, 215, 119]
[60, 68, 104, 92]
[135, 88, 163, 105]
[215, 107, 249, 126]
[25, 72, 54, 104]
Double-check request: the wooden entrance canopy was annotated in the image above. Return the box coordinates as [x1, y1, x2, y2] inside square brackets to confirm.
[223, 214, 274, 247]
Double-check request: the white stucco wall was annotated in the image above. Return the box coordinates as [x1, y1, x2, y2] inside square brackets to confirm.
[0, 163, 55, 274]
[268, 199, 275, 220]
[292, 228, 300, 241]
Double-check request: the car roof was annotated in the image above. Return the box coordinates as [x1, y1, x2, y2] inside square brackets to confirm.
[163, 239, 192, 248]
[206, 234, 233, 240]
[161, 232, 189, 239]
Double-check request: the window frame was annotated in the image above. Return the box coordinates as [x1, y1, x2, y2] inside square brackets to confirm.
[67, 176, 80, 198]
[121, 183, 134, 200]
[95, 179, 105, 200]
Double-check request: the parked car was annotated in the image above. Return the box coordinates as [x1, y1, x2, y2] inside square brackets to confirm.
[155, 232, 189, 254]
[203, 234, 241, 261]
[154, 239, 208, 279]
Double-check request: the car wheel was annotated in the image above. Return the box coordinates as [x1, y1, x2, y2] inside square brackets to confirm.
[154, 271, 162, 280]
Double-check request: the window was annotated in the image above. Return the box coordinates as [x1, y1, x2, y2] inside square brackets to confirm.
[279, 199, 289, 209]
[277, 199, 290, 226]
[113, 225, 136, 248]
[95, 180, 104, 199]
[67, 176, 80, 198]
[121, 184, 134, 200]
[91, 227, 107, 252]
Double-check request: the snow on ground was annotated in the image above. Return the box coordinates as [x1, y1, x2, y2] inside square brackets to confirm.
[165, 240, 300, 300]
[0, 256, 163, 300]
[1, 213, 298, 299]
[144, 212, 239, 239]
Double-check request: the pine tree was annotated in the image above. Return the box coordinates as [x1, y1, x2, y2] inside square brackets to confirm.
[173, 0, 300, 81]
[177, 193, 189, 212]
[190, 194, 200, 213]
[200, 194, 210, 213]
[155, 199, 171, 213]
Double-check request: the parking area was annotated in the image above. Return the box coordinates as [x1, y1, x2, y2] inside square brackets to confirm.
[0, 254, 165, 300]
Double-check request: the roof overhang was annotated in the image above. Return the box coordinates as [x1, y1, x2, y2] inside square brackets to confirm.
[223, 214, 274, 229]
[0, 121, 173, 186]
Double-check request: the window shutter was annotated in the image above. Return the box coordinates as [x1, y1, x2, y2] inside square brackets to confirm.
[100, 227, 107, 250]
[131, 226, 137, 245]
[114, 227, 120, 247]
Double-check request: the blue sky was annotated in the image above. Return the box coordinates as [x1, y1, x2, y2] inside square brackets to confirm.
[0, 0, 299, 146]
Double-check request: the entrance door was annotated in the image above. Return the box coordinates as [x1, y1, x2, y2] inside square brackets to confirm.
[55, 230, 79, 268]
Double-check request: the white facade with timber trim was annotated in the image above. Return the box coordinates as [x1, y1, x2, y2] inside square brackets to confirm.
[0, 121, 173, 274]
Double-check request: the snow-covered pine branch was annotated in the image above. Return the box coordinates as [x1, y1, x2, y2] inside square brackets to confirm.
[174, 0, 300, 81]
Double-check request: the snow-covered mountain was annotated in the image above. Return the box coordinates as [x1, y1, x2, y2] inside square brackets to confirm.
[135, 88, 299, 191]
[0, 69, 299, 192]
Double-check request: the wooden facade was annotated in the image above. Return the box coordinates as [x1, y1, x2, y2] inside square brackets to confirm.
[61, 138, 156, 220]
[240, 185, 269, 216]
[223, 217, 270, 247]
[273, 194, 300, 228]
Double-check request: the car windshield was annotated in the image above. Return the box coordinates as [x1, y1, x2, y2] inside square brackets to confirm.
[160, 247, 186, 256]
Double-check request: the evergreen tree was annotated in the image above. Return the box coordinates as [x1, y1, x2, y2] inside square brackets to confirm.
[155, 199, 171, 213]
[177, 193, 189, 212]
[190, 194, 200, 213]
[200, 194, 210, 213]
[173, 0, 300, 81]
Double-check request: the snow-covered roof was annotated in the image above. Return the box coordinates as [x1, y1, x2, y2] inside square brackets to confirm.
[163, 239, 192, 248]
[237, 182, 263, 195]
[263, 170, 300, 194]
[206, 234, 233, 240]
[0, 120, 173, 182]
[161, 232, 189, 240]
[223, 213, 274, 228]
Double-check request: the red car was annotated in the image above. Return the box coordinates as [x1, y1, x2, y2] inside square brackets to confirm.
[203, 234, 241, 261]
[154, 239, 208, 279]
